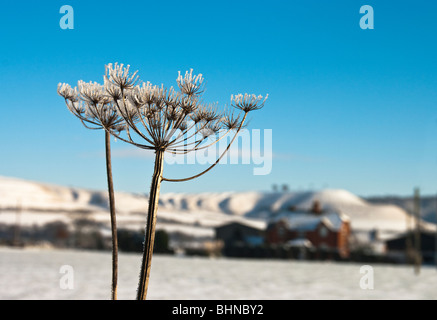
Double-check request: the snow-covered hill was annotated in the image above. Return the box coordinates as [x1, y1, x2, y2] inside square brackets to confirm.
[0, 175, 433, 241]
[158, 189, 437, 240]
[367, 194, 437, 224]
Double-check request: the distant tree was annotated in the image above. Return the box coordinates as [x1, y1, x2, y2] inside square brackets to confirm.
[154, 230, 172, 253]
[117, 229, 144, 252]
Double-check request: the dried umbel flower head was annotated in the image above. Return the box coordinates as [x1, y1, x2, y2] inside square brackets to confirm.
[231, 93, 269, 113]
[176, 68, 205, 96]
[78, 80, 109, 105]
[100, 65, 268, 154]
[58, 81, 125, 131]
[58, 83, 79, 102]
[105, 62, 139, 90]
[60, 64, 268, 154]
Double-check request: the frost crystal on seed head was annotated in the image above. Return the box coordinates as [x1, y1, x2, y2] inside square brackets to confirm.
[78, 80, 108, 105]
[57, 83, 78, 102]
[176, 68, 204, 96]
[105, 62, 139, 89]
[231, 93, 268, 113]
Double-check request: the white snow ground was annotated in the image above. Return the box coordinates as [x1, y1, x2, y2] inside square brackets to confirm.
[0, 247, 436, 300]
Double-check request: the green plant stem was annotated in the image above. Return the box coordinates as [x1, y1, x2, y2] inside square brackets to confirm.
[137, 149, 164, 300]
[105, 130, 118, 300]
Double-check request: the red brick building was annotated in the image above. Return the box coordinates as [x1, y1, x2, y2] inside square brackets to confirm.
[266, 210, 351, 258]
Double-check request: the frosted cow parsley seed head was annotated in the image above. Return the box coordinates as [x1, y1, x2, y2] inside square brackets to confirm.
[78, 80, 108, 105]
[231, 93, 268, 113]
[57, 83, 79, 102]
[176, 69, 204, 96]
[59, 63, 267, 153]
[105, 62, 139, 90]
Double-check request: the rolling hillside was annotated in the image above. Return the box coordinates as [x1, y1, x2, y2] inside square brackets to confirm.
[0, 176, 434, 242]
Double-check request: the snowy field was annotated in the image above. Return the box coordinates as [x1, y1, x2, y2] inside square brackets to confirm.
[1, 247, 437, 300]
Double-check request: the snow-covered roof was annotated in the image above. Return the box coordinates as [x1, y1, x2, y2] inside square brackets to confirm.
[215, 219, 267, 230]
[269, 211, 348, 232]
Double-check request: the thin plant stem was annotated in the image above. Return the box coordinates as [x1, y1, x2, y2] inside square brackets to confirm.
[162, 112, 248, 182]
[105, 130, 118, 300]
[136, 149, 164, 300]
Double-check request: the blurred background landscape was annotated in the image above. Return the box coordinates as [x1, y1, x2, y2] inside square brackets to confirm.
[0, 175, 435, 265]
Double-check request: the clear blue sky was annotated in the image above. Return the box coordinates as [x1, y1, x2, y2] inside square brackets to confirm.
[1, 0, 437, 197]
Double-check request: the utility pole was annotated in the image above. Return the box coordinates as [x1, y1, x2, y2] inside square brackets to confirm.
[406, 199, 413, 264]
[13, 199, 22, 247]
[414, 188, 422, 275]
[435, 193, 437, 270]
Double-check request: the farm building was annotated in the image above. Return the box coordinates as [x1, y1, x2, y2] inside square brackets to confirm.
[265, 207, 351, 258]
[385, 230, 437, 264]
[215, 220, 266, 247]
